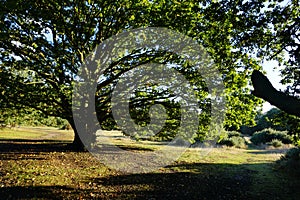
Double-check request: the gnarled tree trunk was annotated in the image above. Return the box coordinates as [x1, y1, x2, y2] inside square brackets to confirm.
[251, 70, 300, 117]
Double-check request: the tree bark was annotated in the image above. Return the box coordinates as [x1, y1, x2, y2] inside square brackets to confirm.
[251, 70, 300, 117]
[68, 119, 86, 151]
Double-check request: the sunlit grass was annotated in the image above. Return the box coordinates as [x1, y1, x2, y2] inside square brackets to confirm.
[1, 127, 300, 199]
[0, 128, 47, 139]
[0, 126, 73, 141]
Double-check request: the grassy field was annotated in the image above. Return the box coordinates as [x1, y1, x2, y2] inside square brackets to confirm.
[0, 127, 300, 199]
[0, 126, 74, 141]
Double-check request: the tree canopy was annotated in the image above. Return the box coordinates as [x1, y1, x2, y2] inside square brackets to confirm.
[1, 0, 297, 149]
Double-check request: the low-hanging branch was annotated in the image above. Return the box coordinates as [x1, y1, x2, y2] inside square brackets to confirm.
[251, 70, 300, 117]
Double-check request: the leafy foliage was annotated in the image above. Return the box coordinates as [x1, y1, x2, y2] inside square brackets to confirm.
[0, 108, 68, 128]
[227, 0, 300, 99]
[267, 109, 300, 143]
[242, 108, 300, 142]
[256, 108, 287, 131]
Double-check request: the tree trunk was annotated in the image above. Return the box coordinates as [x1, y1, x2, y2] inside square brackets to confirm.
[251, 70, 300, 117]
[68, 119, 86, 151]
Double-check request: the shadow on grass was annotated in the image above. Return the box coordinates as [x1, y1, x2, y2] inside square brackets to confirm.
[248, 149, 290, 155]
[0, 139, 74, 154]
[0, 163, 253, 199]
[0, 186, 79, 200]
[115, 144, 155, 152]
[1, 159, 299, 199]
[1, 162, 293, 199]
[1, 140, 299, 199]
[91, 163, 256, 200]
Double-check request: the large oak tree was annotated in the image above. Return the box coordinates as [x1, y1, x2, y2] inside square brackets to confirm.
[2, 0, 293, 150]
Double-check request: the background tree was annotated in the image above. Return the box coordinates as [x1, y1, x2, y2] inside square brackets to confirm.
[230, 0, 300, 104]
[246, 0, 300, 146]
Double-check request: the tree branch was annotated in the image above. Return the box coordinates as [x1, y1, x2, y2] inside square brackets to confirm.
[251, 70, 300, 117]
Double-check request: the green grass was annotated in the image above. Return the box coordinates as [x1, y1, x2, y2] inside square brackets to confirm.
[0, 128, 47, 139]
[0, 126, 73, 141]
[0, 127, 300, 199]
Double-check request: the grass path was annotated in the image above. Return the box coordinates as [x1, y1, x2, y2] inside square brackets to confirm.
[0, 127, 299, 199]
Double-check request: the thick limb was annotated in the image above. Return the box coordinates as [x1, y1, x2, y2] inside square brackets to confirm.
[251, 70, 300, 117]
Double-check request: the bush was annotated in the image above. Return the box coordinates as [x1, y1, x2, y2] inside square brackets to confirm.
[250, 128, 292, 145]
[227, 131, 241, 137]
[284, 148, 300, 161]
[268, 139, 283, 148]
[59, 122, 72, 130]
[230, 136, 247, 148]
[276, 148, 300, 176]
[218, 131, 247, 148]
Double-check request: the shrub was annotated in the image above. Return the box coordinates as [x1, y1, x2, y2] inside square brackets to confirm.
[218, 138, 233, 146]
[218, 131, 247, 148]
[60, 123, 72, 130]
[227, 131, 241, 137]
[276, 148, 300, 176]
[250, 128, 292, 145]
[268, 139, 283, 148]
[284, 148, 300, 161]
[230, 136, 247, 148]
